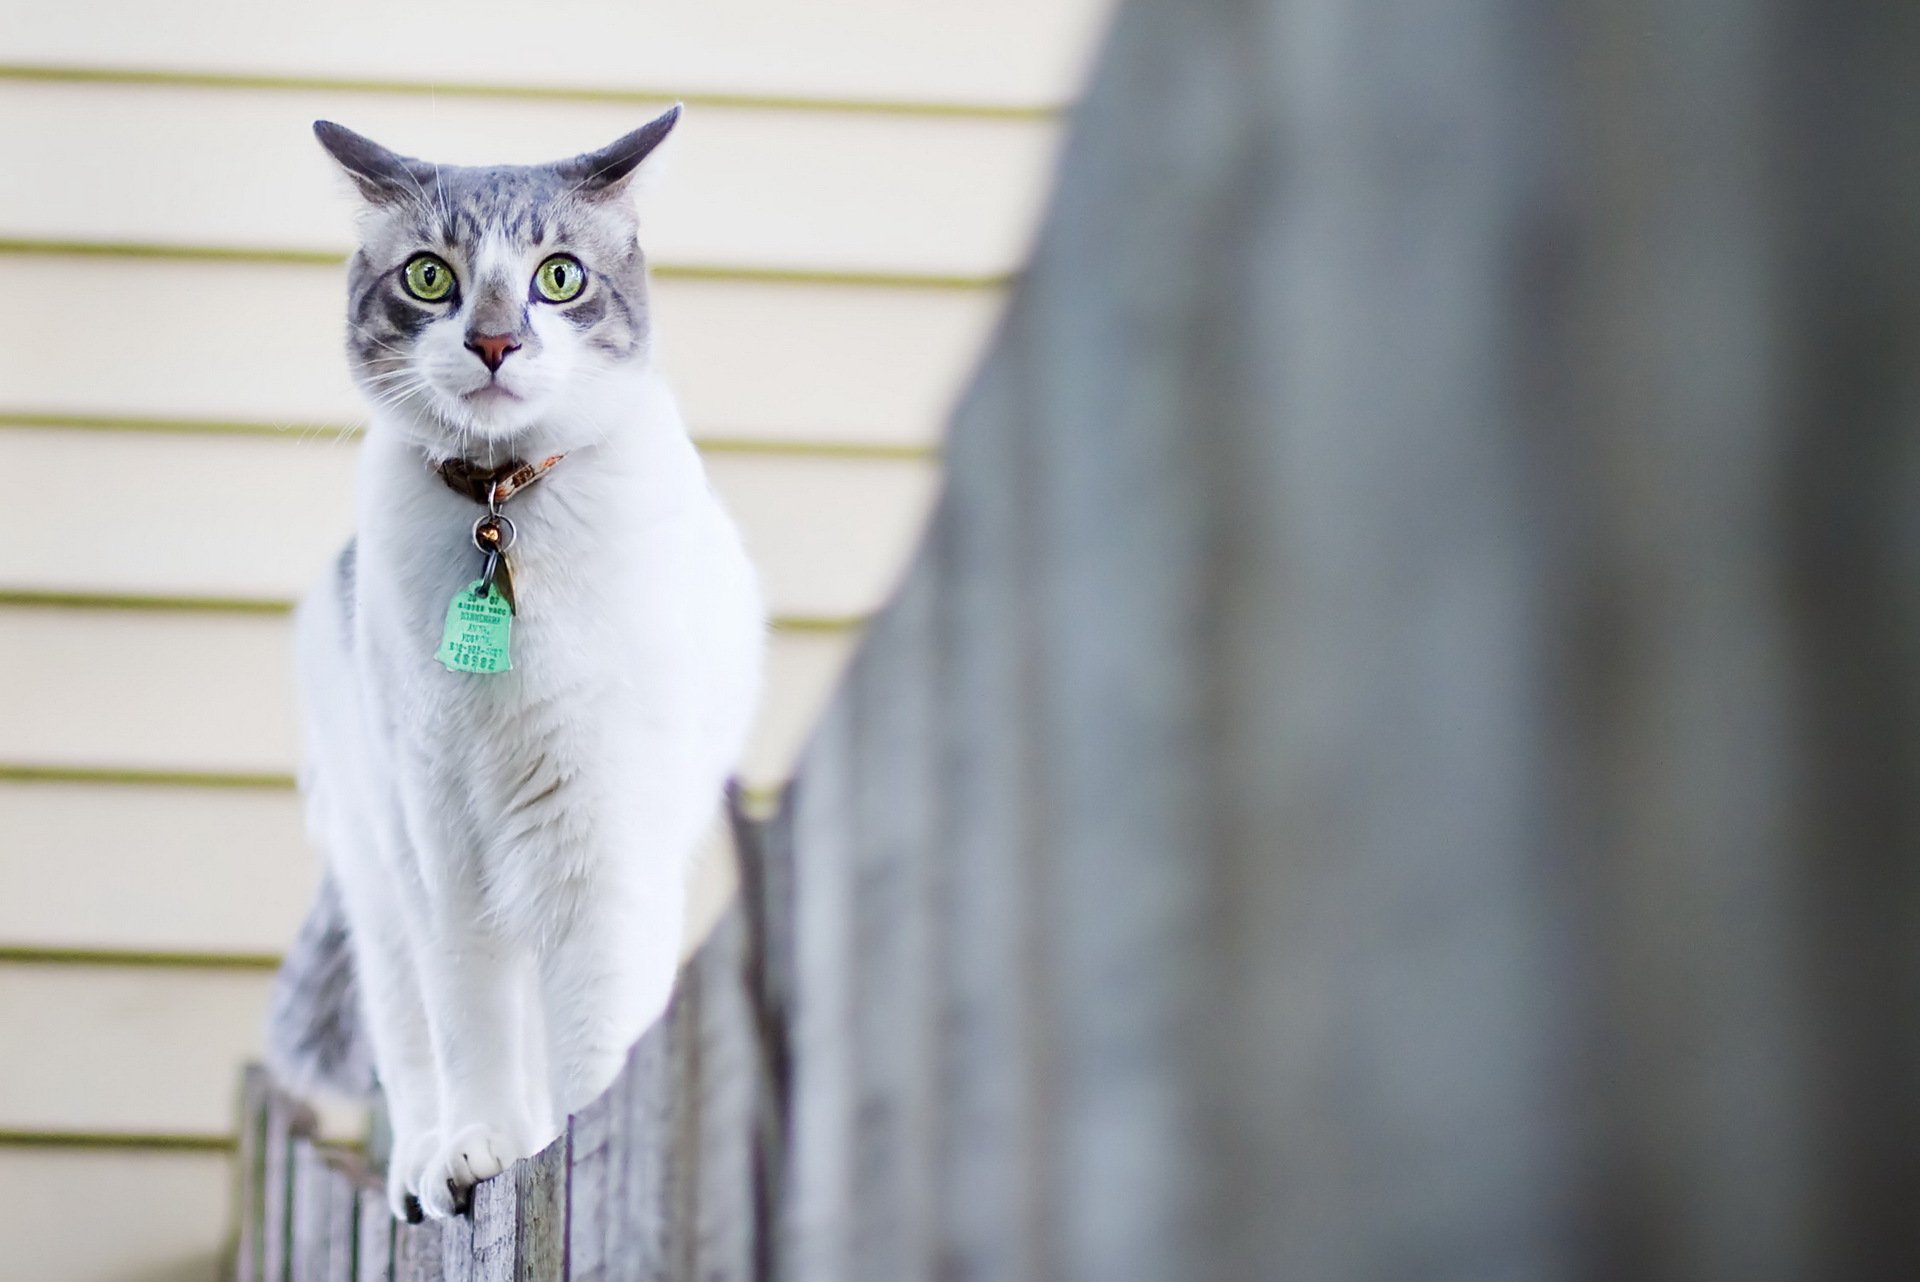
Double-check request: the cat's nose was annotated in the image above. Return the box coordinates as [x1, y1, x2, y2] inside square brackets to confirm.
[466, 333, 521, 373]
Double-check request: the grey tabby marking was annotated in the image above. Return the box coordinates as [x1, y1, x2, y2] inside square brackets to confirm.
[319, 111, 677, 400]
[265, 871, 376, 1097]
[334, 539, 356, 646]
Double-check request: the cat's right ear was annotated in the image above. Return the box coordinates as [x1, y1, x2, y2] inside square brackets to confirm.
[313, 121, 427, 204]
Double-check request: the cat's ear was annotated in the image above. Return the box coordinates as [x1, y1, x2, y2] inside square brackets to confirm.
[313, 121, 431, 205]
[556, 105, 682, 198]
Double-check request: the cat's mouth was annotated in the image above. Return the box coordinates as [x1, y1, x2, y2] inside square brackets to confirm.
[464, 383, 522, 405]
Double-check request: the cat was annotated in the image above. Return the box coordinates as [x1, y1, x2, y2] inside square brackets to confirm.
[266, 106, 766, 1222]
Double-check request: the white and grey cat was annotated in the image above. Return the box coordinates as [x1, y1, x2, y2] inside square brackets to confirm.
[267, 107, 765, 1222]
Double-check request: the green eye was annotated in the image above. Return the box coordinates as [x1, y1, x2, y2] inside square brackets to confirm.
[533, 255, 586, 303]
[402, 254, 455, 302]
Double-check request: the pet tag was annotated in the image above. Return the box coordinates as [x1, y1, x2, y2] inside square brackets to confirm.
[436, 580, 514, 673]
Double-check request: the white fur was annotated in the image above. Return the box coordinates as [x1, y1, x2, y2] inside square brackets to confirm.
[296, 242, 764, 1220]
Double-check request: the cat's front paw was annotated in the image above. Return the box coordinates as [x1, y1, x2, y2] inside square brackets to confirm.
[416, 1123, 524, 1219]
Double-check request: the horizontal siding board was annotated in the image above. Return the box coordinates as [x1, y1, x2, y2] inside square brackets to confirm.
[0, 81, 1060, 278]
[0, 781, 740, 962]
[3, 425, 938, 619]
[0, 0, 1109, 111]
[0, 964, 281, 1135]
[0, 605, 296, 782]
[0, 1147, 233, 1282]
[0, 603, 858, 787]
[0, 256, 999, 448]
[0, 780, 316, 955]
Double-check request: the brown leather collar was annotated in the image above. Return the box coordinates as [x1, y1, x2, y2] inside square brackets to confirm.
[433, 453, 566, 505]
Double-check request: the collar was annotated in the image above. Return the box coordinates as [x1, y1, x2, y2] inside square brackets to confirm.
[433, 453, 567, 506]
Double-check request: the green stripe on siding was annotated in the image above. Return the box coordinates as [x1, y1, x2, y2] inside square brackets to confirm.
[0, 411, 940, 460]
[0, 411, 356, 440]
[0, 237, 1013, 291]
[0, 1129, 369, 1155]
[0, 238, 338, 266]
[0, 589, 294, 615]
[0, 1129, 238, 1154]
[0, 945, 281, 971]
[0, 62, 1062, 122]
[0, 764, 297, 789]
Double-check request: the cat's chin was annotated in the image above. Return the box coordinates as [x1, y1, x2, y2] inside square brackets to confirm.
[418, 388, 550, 445]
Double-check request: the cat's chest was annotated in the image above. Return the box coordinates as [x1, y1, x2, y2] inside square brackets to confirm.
[368, 490, 698, 713]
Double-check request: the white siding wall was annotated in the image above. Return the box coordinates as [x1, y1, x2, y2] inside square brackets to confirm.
[0, 2, 1108, 1275]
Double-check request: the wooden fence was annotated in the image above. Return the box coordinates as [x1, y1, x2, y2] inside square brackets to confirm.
[235, 0, 1920, 1277]
[233, 899, 766, 1281]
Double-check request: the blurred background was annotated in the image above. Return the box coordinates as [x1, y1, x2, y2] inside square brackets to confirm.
[0, 1, 1112, 1275]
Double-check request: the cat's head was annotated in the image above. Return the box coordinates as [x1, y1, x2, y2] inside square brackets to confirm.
[314, 108, 679, 452]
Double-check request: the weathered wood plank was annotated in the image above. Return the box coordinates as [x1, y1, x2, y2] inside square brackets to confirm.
[321, 1153, 360, 1282]
[289, 1138, 328, 1280]
[440, 1193, 477, 1280]
[729, 781, 794, 1282]
[514, 1136, 569, 1282]
[235, 1064, 272, 1282]
[690, 912, 759, 1282]
[288, 1139, 364, 1281]
[998, 12, 1224, 1267]
[261, 1086, 315, 1282]
[842, 560, 940, 1282]
[462, 1164, 519, 1282]
[393, 1215, 446, 1282]
[356, 1183, 396, 1282]
[661, 963, 701, 1282]
[606, 990, 683, 1274]
[777, 691, 857, 1282]
[1561, 5, 1920, 1272]
[923, 359, 1044, 1281]
[565, 1068, 616, 1281]
[736, 792, 794, 1282]
[593, 986, 683, 1281]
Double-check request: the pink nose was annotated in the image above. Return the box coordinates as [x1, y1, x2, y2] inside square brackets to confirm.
[466, 333, 520, 372]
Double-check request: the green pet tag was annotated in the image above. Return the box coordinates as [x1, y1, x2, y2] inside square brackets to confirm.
[436, 580, 513, 673]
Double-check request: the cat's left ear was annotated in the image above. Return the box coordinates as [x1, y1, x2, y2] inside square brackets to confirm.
[313, 121, 434, 205]
[557, 104, 682, 198]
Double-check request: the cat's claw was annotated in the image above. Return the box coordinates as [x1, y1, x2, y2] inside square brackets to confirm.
[386, 1129, 439, 1224]
[416, 1124, 521, 1220]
